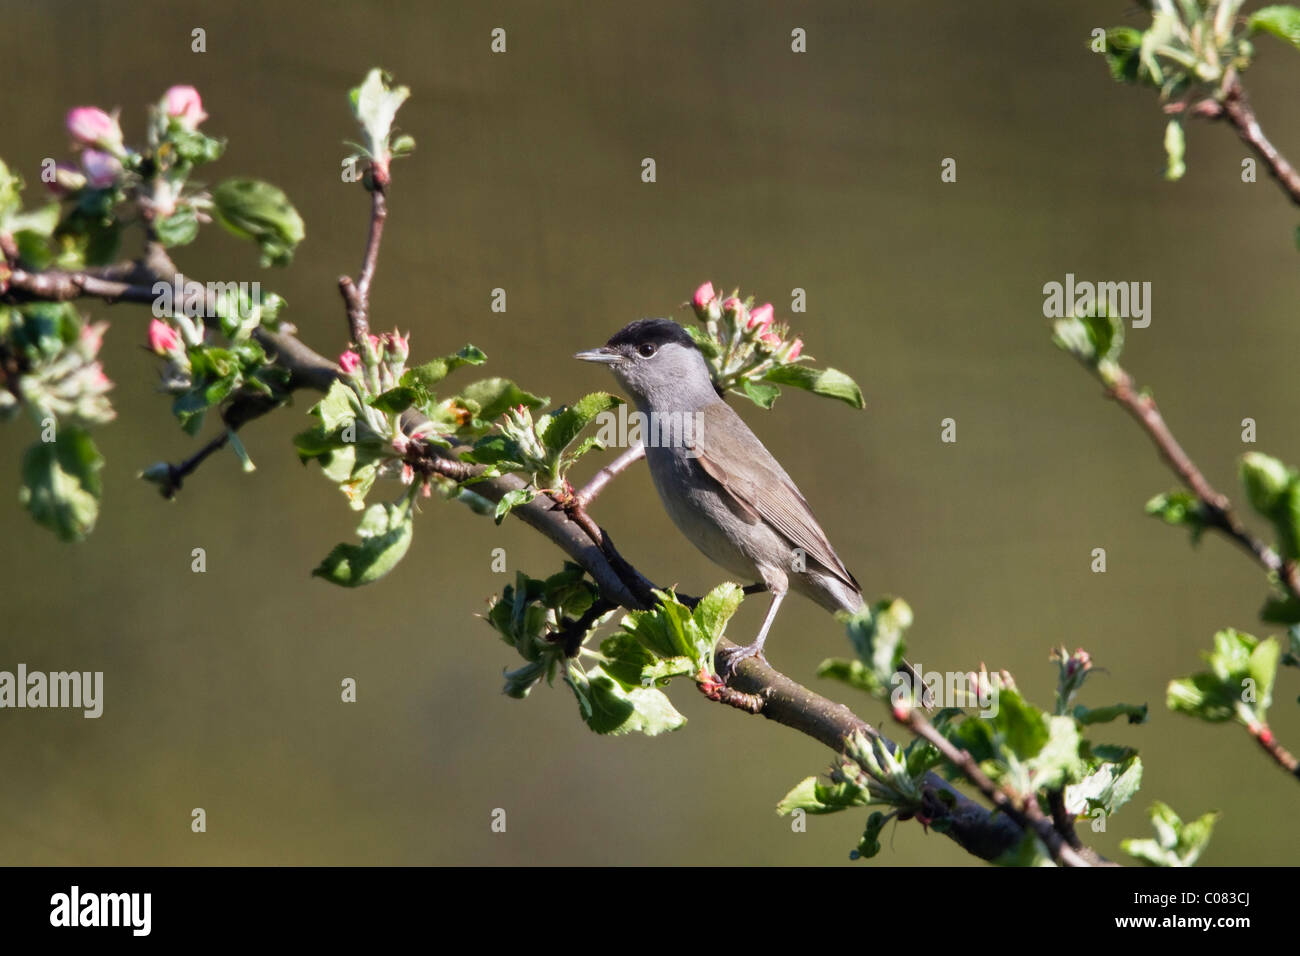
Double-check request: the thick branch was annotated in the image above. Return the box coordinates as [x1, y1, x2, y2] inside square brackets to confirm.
[6, 265, 1034, 861]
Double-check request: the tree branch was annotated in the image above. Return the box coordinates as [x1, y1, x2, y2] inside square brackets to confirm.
[896, 706, 1110, 867]
[1106, 365, 1300, 600]
[1218, 76, 1300, 207]
[575, 442, 645, 508]
[1246, 720, 1300, 781]
[338, 185, 388, 344]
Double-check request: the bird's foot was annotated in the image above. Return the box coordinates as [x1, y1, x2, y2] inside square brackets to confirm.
[716, 641, 768, 681]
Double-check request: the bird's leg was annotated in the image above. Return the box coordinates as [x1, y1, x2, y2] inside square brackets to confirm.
[719, 588, 785, 679]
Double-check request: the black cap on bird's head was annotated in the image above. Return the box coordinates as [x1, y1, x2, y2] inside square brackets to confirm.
[605, 318, 697, 352]
[575, 319, 718, 406]
[574, 318, 697, 365]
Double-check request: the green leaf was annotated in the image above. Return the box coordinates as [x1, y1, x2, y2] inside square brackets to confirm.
[154, 205, 199, 248]
[454, 377, 547, 426]
[840, 598, 912, 692]
[370, 385, 418, 414]
[350, 68, 411, 161]
[1025, 716, 1086, 791]
[5, 201, 59, 238]
[1122, 802, 1219, 867]
[19, 427, 103, 542]
[540, 392, 621, 456]
[1239, 452, 1293, 515]
[777, 776, 870, 815]
[692, 582, 745, 650]
[599, 631, 694, 689]
[493, 486, 537, 524]
[1164, 119, 1186, 182]
[1145, 490, 1205, 542]
[763, 364, 865, 409]
[851, 811, 889, 860]
[736, 377, 781, 409]
[317, 380, 363, 432]
[818, 658, 887, 696]
[1066, 754, 1143, 818]
[1249, 5, 1300, 49]
[1052, 311, 1124, 374]
[211, 178, 305, 267]
[566, 662, 686, 736]
[312, 501, 414, 586]
[1167, 628, 1277, 725]
[1101, 26, 1144, 83]
[401, 345, 488, 396]
[1167, 673, 1238, 722]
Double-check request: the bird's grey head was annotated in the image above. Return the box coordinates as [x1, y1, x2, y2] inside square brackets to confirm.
[575, 319, 719, 412]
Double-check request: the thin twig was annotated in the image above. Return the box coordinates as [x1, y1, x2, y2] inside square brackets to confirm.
[1107, 366, 1300, 599]
[155, 431, 230, 499]
[575, 443, 645, 508]
[1217, 77, 1300, 207]
[898, 706, 1103, 867]
[339, 184, 388, 344]
[1246, 721, 1300, 781]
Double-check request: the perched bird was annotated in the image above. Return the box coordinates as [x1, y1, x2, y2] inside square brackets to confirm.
[576, 318, 875, 673]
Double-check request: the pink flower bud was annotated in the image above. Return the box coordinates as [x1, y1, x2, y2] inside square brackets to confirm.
[163, 85, 208, 130]
[148, 319, 181, 355]
[46, 162, 86, 196]
[785, 337, 803, 360]
[692, 281, 715, 311]
[747, 303, 774, 332]
[339, 351, 362, 374]
[80, 150, 121, 189]
[760, 331, 781, 348]
[721, 297, 742, 314]
[66, 107, 122, 152]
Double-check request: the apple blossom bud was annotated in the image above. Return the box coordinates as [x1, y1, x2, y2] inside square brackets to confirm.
[80, 150, 122, 189]
[163, 85, 208, 131]
[748, 303, 774, 332]
[692, 281, 715, 310]
[66, 107, 123, 153]
[339, 351, 362, 374]
[721, 297, 745, 329]
[388, 330, 410, 362]
[785, 337, 803, 360]
[759, 331, 781, 349]
[148, 319, 181, 355]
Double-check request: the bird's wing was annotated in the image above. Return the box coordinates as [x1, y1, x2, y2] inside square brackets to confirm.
[693, 400, 860, 591]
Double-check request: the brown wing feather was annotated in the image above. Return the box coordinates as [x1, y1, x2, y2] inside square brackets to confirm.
[693, 401, 859, 591]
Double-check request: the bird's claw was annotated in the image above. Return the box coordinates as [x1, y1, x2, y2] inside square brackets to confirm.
[716, 643, 768, 681]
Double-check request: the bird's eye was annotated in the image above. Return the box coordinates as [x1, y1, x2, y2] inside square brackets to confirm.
[638, 343, 657, 358]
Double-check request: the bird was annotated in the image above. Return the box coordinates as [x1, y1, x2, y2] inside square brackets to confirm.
[576, 317, 885, 678]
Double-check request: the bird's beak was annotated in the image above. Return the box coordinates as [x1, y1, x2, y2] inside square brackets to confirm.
[574, 346, 623, 365]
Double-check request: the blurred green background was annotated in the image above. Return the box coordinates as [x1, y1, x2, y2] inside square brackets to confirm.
[2, 0, 1298, 865]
